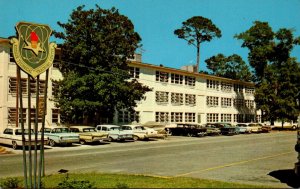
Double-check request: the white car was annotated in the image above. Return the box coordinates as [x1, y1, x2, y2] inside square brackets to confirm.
[0, 127, 46, 150]
[96, 125, 133, 141]
[236, 123, 252, 134]
[121, 125, 165, 140]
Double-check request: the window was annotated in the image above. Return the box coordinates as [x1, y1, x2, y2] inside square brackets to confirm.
[207, 113, 219, 123]
[52, 80, 59, 96]
[245, 87, 255, 95]
[155, 112, 169, 122]
[185, 94, 196, 106]
[233, 99, 244, 108]
[129, 67, 140, 79]
[207, 79, 219, 90]
[29, 78, 46, 95]
[221, 82, 232, 92]
[206, 96, 219, 107]
[234, 84, 244, 93]
[185, 113, 195, 122]
[9, 77, 27, 94]
[185, 76, 195, 86]
[156, 71, 168, 83]
[118, 110, 140, 123]
[245, 100, 254, 109]
[8, 108, 26, 124]
[171, 112, 183, 122]
[221, 97, 232, 107]
[221, 114, 232, 122]
[9, 48, 15, 63]
[155, 91, 169, 104]
[171, 93, 183, 105]
[234, 114, 244, 123]
[30, 108, 42, 123]
[171, 73, 183, 84]
[52, 109, 59, 123]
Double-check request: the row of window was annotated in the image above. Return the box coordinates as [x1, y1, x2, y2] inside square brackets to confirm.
[206, 96, 255, 109]
[155, 112, 196, 123]
[207, 113, 260, 123]
[207, 79, 254, 94]
[7, 108, 59, 124]
[9, 77, 46, 95]
[155, 71, 196, 86]
[155, 91, 196, 106]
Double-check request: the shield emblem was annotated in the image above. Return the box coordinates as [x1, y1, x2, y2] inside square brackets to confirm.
[10, 22, 57, 78]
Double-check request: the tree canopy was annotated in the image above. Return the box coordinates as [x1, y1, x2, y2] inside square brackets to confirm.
[174, 16, 221, 72]
[235, 21, 300, 125]
[205, 53, 252, 82]
[53, 5, 151, 124]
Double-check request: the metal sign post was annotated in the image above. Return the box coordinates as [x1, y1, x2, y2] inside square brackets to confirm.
[11, 22, 56, 189]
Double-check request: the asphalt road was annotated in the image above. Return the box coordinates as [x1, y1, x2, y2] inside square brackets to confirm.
[0, 131, 298, 188]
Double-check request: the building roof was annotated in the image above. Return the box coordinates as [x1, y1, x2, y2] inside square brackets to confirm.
[129, 61, 255, 87]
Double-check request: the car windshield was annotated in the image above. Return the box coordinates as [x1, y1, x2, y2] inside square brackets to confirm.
[83, 128, 96, 132]
[15, 129, 34, 135]
[53, 128, 69, 133]
[121, 126, 132, 130]
[110, 127, 120, 131]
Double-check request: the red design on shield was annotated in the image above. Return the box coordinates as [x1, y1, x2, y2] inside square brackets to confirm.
[30, 32, 38, 48]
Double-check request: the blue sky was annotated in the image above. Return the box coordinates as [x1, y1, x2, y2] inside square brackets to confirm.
[1, 0, 300, 72]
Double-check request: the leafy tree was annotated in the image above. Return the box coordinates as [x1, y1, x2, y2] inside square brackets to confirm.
[235, 21, 300, 125]
[205, 53, 252, 81]
[174, 16, 221, 72]
[54, 5, 151, 124]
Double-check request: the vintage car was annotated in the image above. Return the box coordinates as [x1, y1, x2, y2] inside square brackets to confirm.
[121, 125, 165, 140]
[248, 123, 263, 133]
[166, 123, 207, 137]
[0, 127, 47, 150]
[202, 123, 221, 136]
[95, 125, 133, 141]
[42, 126, 79, 147]
[236, 123, 252, 134]
[211, 123, 236, 135]
[258, 123, 272, 133]
[69, 126, 109, 144]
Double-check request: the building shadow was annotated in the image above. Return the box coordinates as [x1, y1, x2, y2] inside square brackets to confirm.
[268, 169, 300, 188]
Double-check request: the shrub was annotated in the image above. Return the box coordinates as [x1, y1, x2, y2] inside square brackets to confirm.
[56, 174, 95, 189]
[0, 177, 20, 189]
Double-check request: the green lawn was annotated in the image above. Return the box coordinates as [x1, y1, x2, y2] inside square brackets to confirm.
[1, 172, 271, 188]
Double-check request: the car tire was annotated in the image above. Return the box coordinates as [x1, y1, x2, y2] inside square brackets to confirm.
[133, 135, 139, 141]
[49, 139, 56, 147]
[80, 140, 86, 145]
[12, 141, 17, 150]
[292, 126, 296, 130]
[108, 137, 114, 142]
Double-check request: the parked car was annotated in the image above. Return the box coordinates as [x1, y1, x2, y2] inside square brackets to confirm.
[211, 123, 236, 135]
[271, 124, 298, 130]
[0, 127, 47, 150]
[202, 123, 221, 136]
[259, 123, 271, 133]
[121, 125, 165, 140]
[69, 126, 109, 144]
[42, 126, 79, 147]
[166, 123, 207, 137]
[248, 123, 263, 133]
[95, 125, 133, 141]
[236, 123, 252, 134]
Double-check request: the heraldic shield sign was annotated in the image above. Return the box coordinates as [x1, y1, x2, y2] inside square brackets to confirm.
[10, 22, 57, 78]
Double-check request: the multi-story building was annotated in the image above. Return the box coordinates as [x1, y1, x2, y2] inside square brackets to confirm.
[0, 38, 62, 131]
[121, 54, 260, 125]
[0, 37, 260, 131]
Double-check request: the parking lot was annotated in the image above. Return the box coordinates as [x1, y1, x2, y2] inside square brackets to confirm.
[1, 130, 299, 188]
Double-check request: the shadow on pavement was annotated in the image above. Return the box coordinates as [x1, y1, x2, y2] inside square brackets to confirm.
[268, 169, 300, 188]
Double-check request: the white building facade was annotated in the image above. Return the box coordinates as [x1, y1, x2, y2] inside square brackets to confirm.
[0, 38, 260, 131]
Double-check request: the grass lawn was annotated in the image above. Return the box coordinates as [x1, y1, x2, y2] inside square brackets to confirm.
[1, 172, 271, 188]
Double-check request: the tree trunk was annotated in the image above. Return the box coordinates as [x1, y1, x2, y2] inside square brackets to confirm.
[196, 43, 200, 72]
